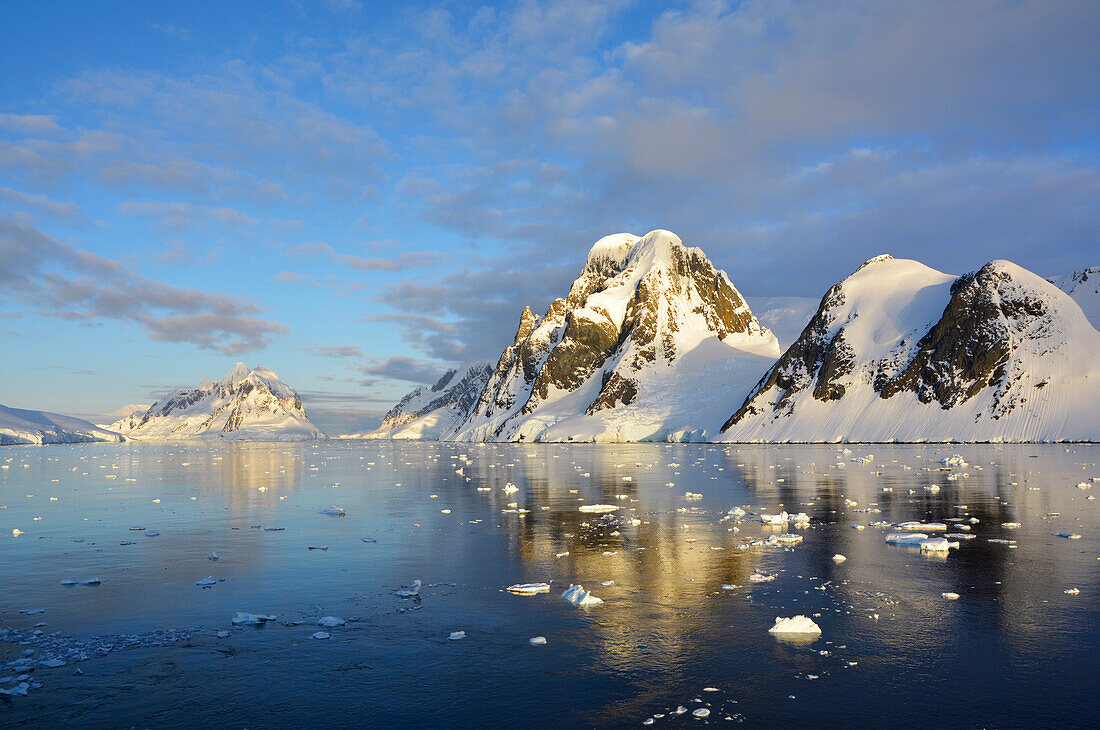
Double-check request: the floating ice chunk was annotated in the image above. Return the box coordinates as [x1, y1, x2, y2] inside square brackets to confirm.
[19, 608, 45, 615]
[692, 708, 710, 718]
[11, 528, 24, 537]
[1052, 532, 1082, 539]
[561, 584, 604, 607]
[683, 492, 703, 500]
[1064, 588, 1080, 595]
[448, 631, 466, 640]
[0, 682, 29, 696]
[578, 504, 619, 513]
[506, 582, 552, 595]
[1074, 482, 1090, 490]
[832, 554, 847, 563]
[599, 580, 615, 587]
[775, 533, 803, 545]
[729, 507, 746, 517]
[40, 659, 65, 668]
[919, 538, 960, 553]
[529, 636, 547, 646]
[897, 522, 947, 531]
[674, 706, 688, 715]
[760, 511, 789, 525]
[721, 584, 739, 590]
[216, 630, 229, 638]
[394, 579, 422, 598]
[207, 551, 219, 561]
[942, 592, 960, 600]
[886, 533, 928, 546]
[318, 616, 345, 628]
[312, 631, 330, 640]
[940, 455, 968, 467]
[554, 551, 570, 558]
[79, 577, 100, 585]
[1000, 523, 1021, 529]
[850, 524, 866, 530]
[703, 687, 719, 692]
[503, 483, 519, 494]
[231, 612, 276, 625]
[790, 513, 811, 525]
[319, 505, 345, 516]
[748, 572, 777, 583]
[196, 576, 217, 587]
[59, 578, 77, 586]
[768, 616, 821, 635]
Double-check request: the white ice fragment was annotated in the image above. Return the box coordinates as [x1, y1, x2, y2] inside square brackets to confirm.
[196, 576, 217, 587]
[919, 537, 960, 553]
[19, 608, 44, 615]
[232, 612, 276, 625]
[1064, 588, 1080, 595]
[207, 551, 219, 561]
[529, 636, 547, 646]
[775, 533, 803, 544]
[11, 528, 24, 537]
[693, 708, 711, 718]
[885, 533, 928, 546]
[748, 572, 777, 583]
[760, 511, 789, 525]
[394, 579, 422, 598]
[768, 616, 822, 635]
[942, 592, 960, 600]
[318, 616, 345, 628]
[897, 521, 947, 531]
[506, 582, 552, 595]
[1052, 532, 1082, 539]
[578, 504, 619, 513]
[940, 455, 968, 467]
[59, 578, 77, 586]
[312, 631, 330, 640]
[448, 631, 466, 640]
[319, 505, 345, 516]
[832, 554, 847, 563]
[561, 584, 604, 607]
[216, 630, 229, 638]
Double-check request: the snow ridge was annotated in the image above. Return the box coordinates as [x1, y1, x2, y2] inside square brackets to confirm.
[108, 363, 324, 441]
[0, 405, 123, 445]
[722, 257, 1100, 442]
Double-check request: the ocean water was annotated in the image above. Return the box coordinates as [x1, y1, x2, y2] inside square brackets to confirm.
[1, 441, 1096, 728]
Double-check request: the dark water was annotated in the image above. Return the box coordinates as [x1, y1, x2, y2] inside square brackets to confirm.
[1, 441, 1096, 728]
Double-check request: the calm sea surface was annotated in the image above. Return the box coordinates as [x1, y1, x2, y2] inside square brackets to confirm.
[1, 441, 1096, 728]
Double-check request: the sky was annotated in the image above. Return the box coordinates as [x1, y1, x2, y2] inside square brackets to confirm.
[0, 0, 1096, 435]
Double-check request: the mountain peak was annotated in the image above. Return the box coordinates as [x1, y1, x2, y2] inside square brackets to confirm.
[221, 362, 253, 385]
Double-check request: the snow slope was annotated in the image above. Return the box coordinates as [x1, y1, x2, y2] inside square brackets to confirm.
[1, 404, 123, 445]
[352, 361, 493, 440]
[722, 256, 1100, 442]
[452, 230, 781, 442]
[109, 363, 325, 441]
[1050, 267, 1100, 330]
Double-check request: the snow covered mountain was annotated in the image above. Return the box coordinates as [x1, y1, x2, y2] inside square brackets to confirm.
[450, 229, 781, 442]
[721, 256, 1100, 442]
[1, 404, 123, 445]
[1050, 267, 1100, 329]
[109, 363, 325, 441]
[353, 361, 493, 439]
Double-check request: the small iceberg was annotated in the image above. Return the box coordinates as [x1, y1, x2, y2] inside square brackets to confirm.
[196, 576, 218, 587]
[394, 579, 422, 598]
[886, 533, 928, 546]
[529, 636, 547, 646]
[59, 578, 78, 586]
[312, 631, 330, 640]
[207, 551, 219, 561]
[506, 582, 552, 595]
[448, 631, 466, 640]
[318, 616, 345, 628]
[561, 584, 604, 607]
[942, 592, 960, 600]
[832, 554, 847, 563]
[760, 511, 789, 525]
[919, 537, 960, 553]
[1052, 532, 1082, 540]
[232, 612, 276, 625]
[897, 521, 947, 531]
[320, 505, 345, 516]
[775, 533, 803, 544]
[748, 572, 777, 583]
[768, 615, 821, 635]
[578, 504, 619, 513]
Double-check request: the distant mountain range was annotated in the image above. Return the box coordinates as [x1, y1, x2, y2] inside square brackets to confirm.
[366, 233, 1099, 443]
[107, 363, 324, 441]
[4, 238, 1096, 446]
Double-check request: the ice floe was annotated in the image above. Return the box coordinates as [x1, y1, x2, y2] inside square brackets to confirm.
[561, 584, 604, 607]
[231, 612, 277, 625]
[768, 616, 821, 635]
[506, 582, 552, 595]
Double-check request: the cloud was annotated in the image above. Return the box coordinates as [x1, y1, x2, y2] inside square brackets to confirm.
[0, 215, 286, 354]
[335, 250, 446, 271]
[306, 345, 364, 359]
[0, 113, 64, 135]
[117, 200, 257, 232]
[0, 186, 82, 219]
[356, 355, 451, 385]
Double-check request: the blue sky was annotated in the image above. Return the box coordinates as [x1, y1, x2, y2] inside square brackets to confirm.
[1, 0, 1097, 434]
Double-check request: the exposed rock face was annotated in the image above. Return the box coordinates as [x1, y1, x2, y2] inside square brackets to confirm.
[453, 230, 780, 442]
[1050, 266, 1100, 329]
[359, 361, 493, 439]
[1, 405, 123, 445]
[109, 363, 324, 441]
[722, 257, 1100, 442]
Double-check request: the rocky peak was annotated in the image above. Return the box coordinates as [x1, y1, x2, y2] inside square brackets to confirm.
[456, 229, 779, 441]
